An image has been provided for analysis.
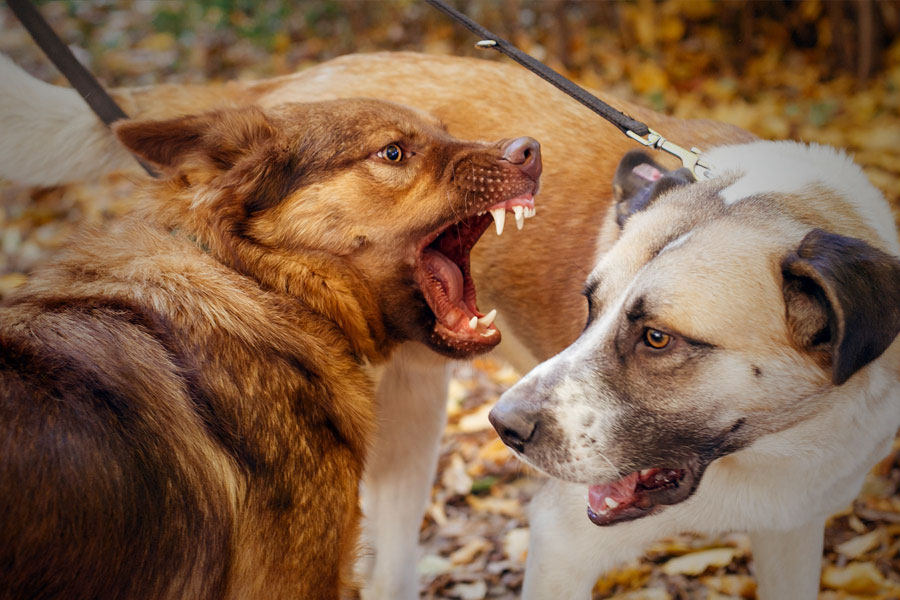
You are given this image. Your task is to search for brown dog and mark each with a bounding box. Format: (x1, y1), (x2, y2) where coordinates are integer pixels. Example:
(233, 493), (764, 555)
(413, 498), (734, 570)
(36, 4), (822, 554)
(0, 98), (539, 599)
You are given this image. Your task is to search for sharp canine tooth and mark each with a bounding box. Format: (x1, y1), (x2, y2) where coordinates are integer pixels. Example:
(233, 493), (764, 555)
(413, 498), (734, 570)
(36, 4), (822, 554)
(478, 309), (497, 328)
(490, 208), (506, 235)
(468, 316), (478, 330)
(604, 497), (619, 509)
(513, 205), (524, 230)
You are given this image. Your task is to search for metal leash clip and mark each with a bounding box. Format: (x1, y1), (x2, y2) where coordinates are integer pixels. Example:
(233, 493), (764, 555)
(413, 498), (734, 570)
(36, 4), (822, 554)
(626, 128), (716, 181)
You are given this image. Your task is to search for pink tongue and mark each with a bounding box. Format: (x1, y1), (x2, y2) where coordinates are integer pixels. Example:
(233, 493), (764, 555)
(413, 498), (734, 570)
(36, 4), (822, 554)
(588, 472), (640, 513)
(422, 249), (463, 304)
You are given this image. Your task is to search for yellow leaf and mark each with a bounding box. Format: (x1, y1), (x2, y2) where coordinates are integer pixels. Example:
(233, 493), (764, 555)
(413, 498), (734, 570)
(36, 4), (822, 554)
(835, 530), (884, 559)
(449, 538), (491, 565)
(137, 32), (176, 52)
(593, 563), (652, 595)
(699, 575), (756, 598)
(660, 548), (736, 576)
(476, 437), (513, 467)
(457, 403), (494, 433)
(821, 562), (900, 595)
(466, 495), (522, 518)
(441, 453), (473, 496)
(630, 62), (669, 95)
(608, 589), (671, 600)
(503, 527), (529, 562)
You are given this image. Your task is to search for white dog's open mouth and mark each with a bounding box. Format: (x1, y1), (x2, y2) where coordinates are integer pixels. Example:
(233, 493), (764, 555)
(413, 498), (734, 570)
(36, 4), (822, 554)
(586, 462), (700, 526)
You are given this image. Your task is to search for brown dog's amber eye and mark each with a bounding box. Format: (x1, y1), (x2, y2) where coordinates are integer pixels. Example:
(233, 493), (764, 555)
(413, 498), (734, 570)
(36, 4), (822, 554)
(381, 144), (404, 163)
(643, 328), (671, 349)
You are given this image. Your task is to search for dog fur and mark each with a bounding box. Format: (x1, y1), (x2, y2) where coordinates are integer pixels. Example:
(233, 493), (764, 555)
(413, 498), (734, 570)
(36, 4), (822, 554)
(492, 142), (900, 599)
(0, 96), (539, 599)
(4, 51), (891, 598)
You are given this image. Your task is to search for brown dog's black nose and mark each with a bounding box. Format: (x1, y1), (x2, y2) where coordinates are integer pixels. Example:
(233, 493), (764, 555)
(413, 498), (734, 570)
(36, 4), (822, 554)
(489, 398), (540, 454)
(501, 136), (542, 182)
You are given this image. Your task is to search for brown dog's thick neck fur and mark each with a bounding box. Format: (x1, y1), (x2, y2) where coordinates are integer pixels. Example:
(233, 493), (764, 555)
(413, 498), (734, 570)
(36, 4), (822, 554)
(0, 97), (539, 599)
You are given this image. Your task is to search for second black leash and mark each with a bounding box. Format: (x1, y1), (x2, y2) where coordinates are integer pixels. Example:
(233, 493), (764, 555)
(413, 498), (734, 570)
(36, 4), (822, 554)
(423, 0), (716, 181)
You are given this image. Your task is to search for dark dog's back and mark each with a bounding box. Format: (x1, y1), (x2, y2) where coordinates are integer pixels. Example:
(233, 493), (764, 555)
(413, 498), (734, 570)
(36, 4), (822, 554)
(0, 220), (371, 599)
(0, 286), (236, 599)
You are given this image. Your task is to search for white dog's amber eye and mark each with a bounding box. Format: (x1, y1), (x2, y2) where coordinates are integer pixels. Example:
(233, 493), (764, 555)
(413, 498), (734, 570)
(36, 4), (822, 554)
(380, 144), (404, 163)
(643, 328), (671, 349)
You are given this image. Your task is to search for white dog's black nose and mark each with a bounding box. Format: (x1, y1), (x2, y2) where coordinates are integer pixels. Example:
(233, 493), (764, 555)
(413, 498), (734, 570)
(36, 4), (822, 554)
(489, 398), (539, 454)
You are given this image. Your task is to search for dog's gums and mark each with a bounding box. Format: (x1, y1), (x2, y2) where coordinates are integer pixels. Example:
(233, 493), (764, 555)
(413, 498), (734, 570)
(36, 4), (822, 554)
(415, 193), (536, 354)
(586, 463), (700, 526)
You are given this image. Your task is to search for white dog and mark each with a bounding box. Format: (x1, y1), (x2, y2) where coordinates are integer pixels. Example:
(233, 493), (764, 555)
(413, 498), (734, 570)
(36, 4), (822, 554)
(491, 143), (900, 599)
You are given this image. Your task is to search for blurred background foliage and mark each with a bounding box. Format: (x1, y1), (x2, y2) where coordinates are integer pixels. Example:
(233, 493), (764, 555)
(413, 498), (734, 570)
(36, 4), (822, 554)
(2, 0), (898, 202)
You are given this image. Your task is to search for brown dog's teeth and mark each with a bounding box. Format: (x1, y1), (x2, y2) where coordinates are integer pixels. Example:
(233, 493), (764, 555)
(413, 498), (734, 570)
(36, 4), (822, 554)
(478, 309), (497, 328)
(490, 208), (506, 235)
(514, 206), (525, 230)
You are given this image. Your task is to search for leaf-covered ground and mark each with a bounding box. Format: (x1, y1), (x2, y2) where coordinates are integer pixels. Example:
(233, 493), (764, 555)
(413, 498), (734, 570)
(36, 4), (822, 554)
(2, 2), (900, 598)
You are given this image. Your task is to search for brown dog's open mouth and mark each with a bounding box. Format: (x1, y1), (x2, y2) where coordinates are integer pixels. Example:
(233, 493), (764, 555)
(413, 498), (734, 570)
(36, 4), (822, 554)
(586, 461), (702, 526)
(415, 194), (536, 355)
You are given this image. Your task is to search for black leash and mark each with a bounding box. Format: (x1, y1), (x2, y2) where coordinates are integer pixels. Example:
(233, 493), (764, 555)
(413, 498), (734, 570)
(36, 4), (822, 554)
(7, 0), (156, 177)
(423, 0), (715, 180)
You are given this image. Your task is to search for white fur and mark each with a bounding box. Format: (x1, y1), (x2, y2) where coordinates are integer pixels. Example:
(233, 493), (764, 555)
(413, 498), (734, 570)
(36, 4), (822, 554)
(0, 54), (135, 185)
(359, 343), (452, 600)
(710, 141), (899, 253)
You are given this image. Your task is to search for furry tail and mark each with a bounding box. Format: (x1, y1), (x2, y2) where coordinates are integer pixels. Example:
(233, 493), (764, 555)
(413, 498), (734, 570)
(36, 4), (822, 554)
(0, 54), (138, 185)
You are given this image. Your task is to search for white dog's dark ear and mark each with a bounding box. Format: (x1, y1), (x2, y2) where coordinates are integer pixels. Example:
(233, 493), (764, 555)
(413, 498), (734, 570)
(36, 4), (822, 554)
(781, 229), (900, 385)
(612, 151), (693, 227)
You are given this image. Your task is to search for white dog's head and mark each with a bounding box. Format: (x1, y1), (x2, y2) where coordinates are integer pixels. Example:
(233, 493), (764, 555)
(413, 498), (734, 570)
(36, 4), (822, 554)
(491, 142), (900, 526)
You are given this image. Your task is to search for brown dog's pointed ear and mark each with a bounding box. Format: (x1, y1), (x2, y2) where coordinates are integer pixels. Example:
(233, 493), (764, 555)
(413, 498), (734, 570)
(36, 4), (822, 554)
(781, 229), (900, 385)
(612, 150), (693, 227)
(113, 106), (277, 171)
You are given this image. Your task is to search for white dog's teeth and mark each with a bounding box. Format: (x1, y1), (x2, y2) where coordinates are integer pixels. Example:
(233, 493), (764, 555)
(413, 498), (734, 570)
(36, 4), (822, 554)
(604, 497), (619, 509)
(491, 208), (506, 235)
(478, 309), (497, 328)
(468, 316), (479, 330)
(640, 469), (653, 477)
(524, 207), (535, 218)
(514, 205), (525, 230)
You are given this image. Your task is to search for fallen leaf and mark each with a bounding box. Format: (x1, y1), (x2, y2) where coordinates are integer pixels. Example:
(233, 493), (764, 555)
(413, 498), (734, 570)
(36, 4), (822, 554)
(593, 563), (652, 595)
(457, 403), (494, 433)
(449, 538), (491, 565)
(821, 561), (900, 595)
(660, 547), (736, 576)
(418, 554), (452, 577)
(699, 574), (756, 598)
(835, 530), (884, 559)
(466, 495), (522, 518)
(608, 588), (671, 600)
(503, 528), (529, 563)
(446, 580), (487, 600)
(442, 454), (473, 496)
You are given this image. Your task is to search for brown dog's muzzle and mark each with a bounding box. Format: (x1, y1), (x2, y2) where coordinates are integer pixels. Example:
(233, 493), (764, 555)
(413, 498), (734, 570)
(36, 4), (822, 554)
(414, 136), (542, 357)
